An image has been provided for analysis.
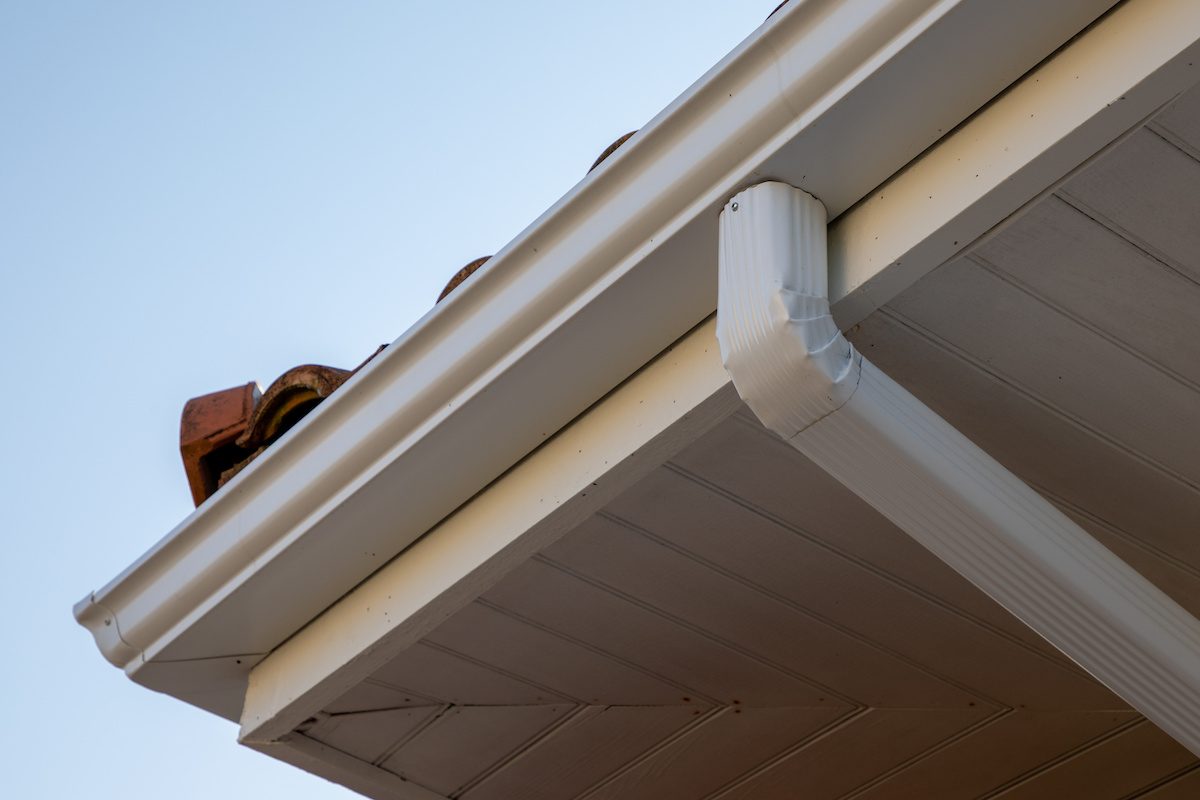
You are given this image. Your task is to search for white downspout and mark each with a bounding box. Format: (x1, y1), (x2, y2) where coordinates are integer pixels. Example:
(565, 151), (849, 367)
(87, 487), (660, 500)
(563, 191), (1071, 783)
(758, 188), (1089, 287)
(716, 181), (1200, 756)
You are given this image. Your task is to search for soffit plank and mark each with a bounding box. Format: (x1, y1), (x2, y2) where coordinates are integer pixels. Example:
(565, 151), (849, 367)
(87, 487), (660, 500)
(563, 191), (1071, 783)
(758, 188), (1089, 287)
(584, 707), (851, 800)
(609, 465), (1117, 709)
(368, 642), (568, 707)
(380, 704), (576, 797)
(1151, 83), (1200, 155)
(306, 706), (444, 766)
(974, 195), (1200, 390)
(246, 737), (449, 800)
(1134, 766), (1200, 799)
(886, 258), (1200, 487)
(716, 707), (993, 800)
(667, 419), (1065, 647)
(542, 514), (985, 709)
(324, 680), (434, 716)
(461, 705), (705, 800)
(849, 710), (1138, 800)
(481, 559), (834, 708)
(423, 602), (690, 706)
(849, 314), (1200, 574)
(992, 720), (1197, 800)
(1062, 129), (1200, 285)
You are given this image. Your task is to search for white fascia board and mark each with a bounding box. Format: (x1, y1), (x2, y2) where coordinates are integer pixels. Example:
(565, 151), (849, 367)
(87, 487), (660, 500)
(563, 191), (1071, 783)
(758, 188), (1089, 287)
(718, 181), (1200, 757)
(239, 0), (1200, 743)
(75, 0), (1118, 717)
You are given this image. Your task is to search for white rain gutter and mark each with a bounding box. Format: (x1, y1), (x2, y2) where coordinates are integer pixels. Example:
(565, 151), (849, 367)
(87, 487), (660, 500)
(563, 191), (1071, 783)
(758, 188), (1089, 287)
(76, 0), (1119, 720)
(717, 180), (1200, 757)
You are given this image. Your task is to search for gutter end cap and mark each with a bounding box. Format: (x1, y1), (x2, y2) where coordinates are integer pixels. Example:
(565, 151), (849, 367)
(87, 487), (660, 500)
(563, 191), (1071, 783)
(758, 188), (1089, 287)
(74, 593), (141, 670)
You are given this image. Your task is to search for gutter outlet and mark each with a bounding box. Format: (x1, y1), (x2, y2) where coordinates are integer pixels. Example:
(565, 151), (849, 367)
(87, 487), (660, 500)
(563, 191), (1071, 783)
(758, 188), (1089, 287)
(717, 181), (1200, 757)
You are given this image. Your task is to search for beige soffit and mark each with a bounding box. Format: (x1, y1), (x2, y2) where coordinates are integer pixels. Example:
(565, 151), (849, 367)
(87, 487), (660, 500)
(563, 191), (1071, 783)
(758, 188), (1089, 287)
(239, 0), (1200, 749)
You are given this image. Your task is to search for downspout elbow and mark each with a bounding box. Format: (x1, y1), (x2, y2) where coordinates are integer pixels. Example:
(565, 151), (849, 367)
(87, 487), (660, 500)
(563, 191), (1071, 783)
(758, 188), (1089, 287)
(715, 182), (861, 439)
(715, 180), (1200, 758)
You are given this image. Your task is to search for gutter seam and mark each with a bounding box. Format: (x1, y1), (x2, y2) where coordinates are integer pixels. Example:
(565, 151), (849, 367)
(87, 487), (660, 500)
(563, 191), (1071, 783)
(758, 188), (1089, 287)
(784, 363), (862, 441)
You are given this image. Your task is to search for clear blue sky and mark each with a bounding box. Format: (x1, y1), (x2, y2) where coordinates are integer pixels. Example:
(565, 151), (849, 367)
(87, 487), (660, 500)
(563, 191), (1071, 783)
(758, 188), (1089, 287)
(0, 2), (771, 797)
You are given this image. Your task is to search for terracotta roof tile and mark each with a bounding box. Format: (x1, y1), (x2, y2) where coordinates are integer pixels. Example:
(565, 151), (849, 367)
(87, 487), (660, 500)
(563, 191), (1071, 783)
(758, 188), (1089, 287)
(180, 347), (386, 506)
(180, 382), (260, 507)
(237, 364), (352, 449)
(436, 256), (492, 303)
(588, 130), (637, 173)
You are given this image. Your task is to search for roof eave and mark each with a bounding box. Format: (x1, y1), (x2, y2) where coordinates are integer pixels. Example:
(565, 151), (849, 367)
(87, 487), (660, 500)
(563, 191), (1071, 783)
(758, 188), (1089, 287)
(76, 0), (1122, 718)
